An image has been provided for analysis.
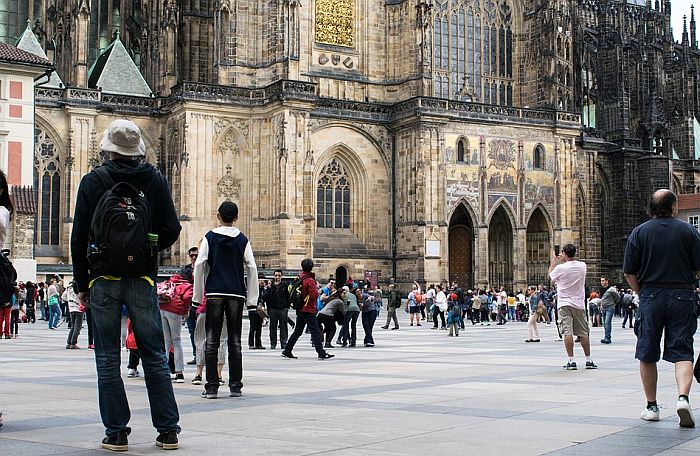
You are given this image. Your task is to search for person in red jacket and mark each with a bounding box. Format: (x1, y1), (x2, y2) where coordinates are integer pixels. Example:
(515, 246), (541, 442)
(281, 259), (334, 360)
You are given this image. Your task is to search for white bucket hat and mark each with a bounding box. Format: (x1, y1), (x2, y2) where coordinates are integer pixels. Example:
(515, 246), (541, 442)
(100, 119), (146, 157)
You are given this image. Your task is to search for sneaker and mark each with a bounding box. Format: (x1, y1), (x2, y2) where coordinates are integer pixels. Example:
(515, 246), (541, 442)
(416, 323), (422, 326)
(585, 361), (598, 369)
(677, 397), (696, 428)
(364, 343), (375, 347)
(563, 361), (578, 370)
(201, 389), (218, 399)
(66, 344), (73, 349)
(229, 386), (242, 397)
(155, 430), (179, 450)
(381, 326), (389, 329)
(324, 343), (335, 348)
(102, 432), (129, 452)
(219, 378), (225, 386)
(281, 351), (297, 359)
(318, 353), (335, 360)
(186, 359), (196, 365)
(174, 373), (185, 383)
(335, 339), (342, 345)
(191, 375), (202, 385)
(392, 326), (399, 330)
(88, 344), (95, 349)
(127, 368), (139, 378)
(600, 338), (611, 344)
(641, 405), (660, 421)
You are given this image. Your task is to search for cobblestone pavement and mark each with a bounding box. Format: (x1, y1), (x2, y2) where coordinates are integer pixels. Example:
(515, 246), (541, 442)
(1, 315), (699, 455)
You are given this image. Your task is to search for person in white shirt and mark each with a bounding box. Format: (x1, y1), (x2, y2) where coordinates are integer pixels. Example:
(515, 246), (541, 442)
(549, 244), (597, 371)
(432, 284), (447, 330)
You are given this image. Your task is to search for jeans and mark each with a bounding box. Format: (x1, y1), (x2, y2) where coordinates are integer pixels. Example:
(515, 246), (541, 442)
(317, 313), (337, 345)
(268, 308), (289, 348)
(602, 306), (614, 341)
(204, 297), (243, 390)
(339, 310), (359, 344)
(67, 311), (84, 345)
(26, 304), (35, 323)
(285, 311), (326, 356)
(432, 307), (446, 328)
(49, 302), (62, 329)
(248, 310), (264, 348)
(86, 308), (94, 345)
(384, 306), (399, 328)
(10, 308), (19, 335)
(160, 309), (184, 372)
(508, 307), (516, 320)
(362, 309), (378, 345)
(90, 277), (180, 436)
(186, 307), (197, 359)
(40, 301), (47, 320)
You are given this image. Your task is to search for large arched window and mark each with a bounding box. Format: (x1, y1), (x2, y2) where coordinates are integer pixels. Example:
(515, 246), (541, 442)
(533, 145), (545, 170)
(317, 159), (350, 229)
(433, 0), (513, 103)
(34, 127), (62, 246)
(457, 138), (468, 162)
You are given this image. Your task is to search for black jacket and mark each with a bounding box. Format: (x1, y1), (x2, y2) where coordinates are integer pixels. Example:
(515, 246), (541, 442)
(70, 159), (181, 293)
(265, 281), (290, 310)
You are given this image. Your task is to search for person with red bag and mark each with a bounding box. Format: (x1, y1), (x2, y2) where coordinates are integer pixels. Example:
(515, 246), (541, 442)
(158, 274), (193, 383)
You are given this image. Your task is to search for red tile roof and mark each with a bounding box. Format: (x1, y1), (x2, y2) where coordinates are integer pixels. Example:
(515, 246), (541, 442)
(0, 42), (51, 67)
(10, 186), (36, 215)
(678, 193), (700, 211)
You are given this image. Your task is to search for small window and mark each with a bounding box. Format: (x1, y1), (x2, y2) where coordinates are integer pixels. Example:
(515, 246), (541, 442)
(533, 145), (545, 170)
(457, 139), (466, 162)
(689, 216), (700, 232)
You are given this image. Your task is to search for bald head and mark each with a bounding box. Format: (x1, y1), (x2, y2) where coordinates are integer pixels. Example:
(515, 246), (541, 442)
(649, 189), (677, 218)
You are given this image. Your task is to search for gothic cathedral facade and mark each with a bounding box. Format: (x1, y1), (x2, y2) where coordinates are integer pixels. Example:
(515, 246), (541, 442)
(2, 0), (699, 290)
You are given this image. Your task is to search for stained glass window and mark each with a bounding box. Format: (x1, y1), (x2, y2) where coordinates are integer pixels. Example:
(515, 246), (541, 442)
(317, 159), (351, 229)
(35, 127), (61, 246)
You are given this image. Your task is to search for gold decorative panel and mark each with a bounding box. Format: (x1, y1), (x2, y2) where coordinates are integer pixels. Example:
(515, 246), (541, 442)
(315, 0), (354, 48)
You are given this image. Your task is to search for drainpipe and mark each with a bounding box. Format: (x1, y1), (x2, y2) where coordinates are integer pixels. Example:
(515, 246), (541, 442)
(391, 130), (397, 281)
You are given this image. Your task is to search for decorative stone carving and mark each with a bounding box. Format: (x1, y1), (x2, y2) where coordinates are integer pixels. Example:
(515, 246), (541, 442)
(315, 0), (354, 47)
(217, 129), (242, 157)
(217, 165), (242, 201)
(332, 54), (340, 65)
(214, 116), (249, 137)
(487, 139), (516, 170)
(342, 57), (353, 68)
(318, 53), (329, 64)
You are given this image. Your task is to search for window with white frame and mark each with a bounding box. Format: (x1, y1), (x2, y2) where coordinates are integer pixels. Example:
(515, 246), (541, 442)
(689, 215), (700, 232)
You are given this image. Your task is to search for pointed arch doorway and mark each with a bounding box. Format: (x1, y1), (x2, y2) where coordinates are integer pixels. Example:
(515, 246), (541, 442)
(488, 205), (513, 290)
(526, 208), (551, 287)
(448, 204), (474, 289)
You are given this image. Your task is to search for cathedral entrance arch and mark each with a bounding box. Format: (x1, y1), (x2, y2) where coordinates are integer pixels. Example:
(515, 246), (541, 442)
(448, 203), (475, 289)
(488, 205), (514, 290)
(526, 207), (552, 287)
(335, 266), (348, 289)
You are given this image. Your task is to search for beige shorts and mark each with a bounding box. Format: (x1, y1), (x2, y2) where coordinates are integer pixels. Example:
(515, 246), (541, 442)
(558, 306), (589, 337)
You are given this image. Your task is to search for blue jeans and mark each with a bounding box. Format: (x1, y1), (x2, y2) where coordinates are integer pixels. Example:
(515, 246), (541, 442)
(90, 278), (180, 437)
(602, 306), (615, 341)
(49, 302), (62, 329)
(362, 309), (378, 345)
(508, 307), (516, 320)
(339, 310), (359, 344)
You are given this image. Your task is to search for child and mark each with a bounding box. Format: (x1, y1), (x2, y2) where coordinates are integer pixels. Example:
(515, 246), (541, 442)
(447, 302), (463, 336)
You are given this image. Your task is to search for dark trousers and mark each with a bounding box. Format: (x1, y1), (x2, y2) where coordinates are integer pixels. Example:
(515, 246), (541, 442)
(26, 303), (36, 323)
(384, 306), (399, 328)
(480, 308), (489, 323)
(317, 313), (337, 345)
(67, 311), (84, 346)
(248, 310), (264, 348)
(471, 308), (480, 324)
(186, 307), (197, 359)
(128, 350), (140, 369)
(268, 308), (289, 348)
(86, 308), (94, 345)
(433, 307), (446, 328)
(339, 310), (359, 344)
(362, 309), (378, 345)
(284, 311), (326, 356)
(10, 308), (19, 335)
(205, 297), (243, 390)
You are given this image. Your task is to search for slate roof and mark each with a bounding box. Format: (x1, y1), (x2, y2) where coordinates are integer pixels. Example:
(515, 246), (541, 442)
(16, 25), (63, 88)
(0, 42), (50, 67)
(88, 33), (152, 97)
(10, 186), (36, 215)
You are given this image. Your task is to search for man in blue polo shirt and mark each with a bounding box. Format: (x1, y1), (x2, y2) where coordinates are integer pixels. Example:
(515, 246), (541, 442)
(624, 189), (700, 428)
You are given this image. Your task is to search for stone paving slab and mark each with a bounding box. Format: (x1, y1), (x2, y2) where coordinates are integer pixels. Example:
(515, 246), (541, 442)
(1, 315), (700, 455)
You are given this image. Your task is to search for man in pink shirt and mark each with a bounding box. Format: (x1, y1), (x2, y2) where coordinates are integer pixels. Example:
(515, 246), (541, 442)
(549, 244), (597, 371)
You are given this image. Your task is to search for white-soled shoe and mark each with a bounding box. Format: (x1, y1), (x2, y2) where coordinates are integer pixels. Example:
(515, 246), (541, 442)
(127, 368), (139, 378)
(640, 405), (660, 422)
(677, 397), (695, 428)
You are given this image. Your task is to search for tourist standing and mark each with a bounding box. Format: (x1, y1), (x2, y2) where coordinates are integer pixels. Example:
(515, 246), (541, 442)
(47, 278), (61, 330)
(408, 283), (422, 326)
(361, 286), (379, 347)
(181, 246), (198, 365)
(71, 119), (182, 450)
(193, 201), (259, 399)
(381, 284), (401, 330)
(598, 277), (619, 344)
(549, 244), (597, 371)
(623, 189), (700, 427)
(433, 284), (447, 329)
(318, 289), (346, 348)
(247, 274), (267, 349)
(63, 281), (84, 348)
(266, 269), (290, 350)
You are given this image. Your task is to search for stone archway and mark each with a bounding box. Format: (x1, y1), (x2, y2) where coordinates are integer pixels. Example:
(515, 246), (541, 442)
(448, 203), (474, 289)
(526, 207), (551, 287)
(488, 206), (513, 290)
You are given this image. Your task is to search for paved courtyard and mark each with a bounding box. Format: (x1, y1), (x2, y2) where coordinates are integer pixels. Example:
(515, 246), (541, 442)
(1, 314), (700, 455)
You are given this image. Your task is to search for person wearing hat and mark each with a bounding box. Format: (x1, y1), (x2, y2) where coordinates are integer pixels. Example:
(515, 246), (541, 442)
(71, 119), (182, 451)
(192, 201), (259, 399)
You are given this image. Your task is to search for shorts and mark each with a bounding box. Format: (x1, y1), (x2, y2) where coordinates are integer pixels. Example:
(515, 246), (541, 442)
(558, 306), (589, 337)
(409, 306), (421, 314)
(635, 287), (697, 363)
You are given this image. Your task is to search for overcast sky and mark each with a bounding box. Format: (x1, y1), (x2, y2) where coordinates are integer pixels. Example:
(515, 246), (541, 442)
(671, 1), (694, 42)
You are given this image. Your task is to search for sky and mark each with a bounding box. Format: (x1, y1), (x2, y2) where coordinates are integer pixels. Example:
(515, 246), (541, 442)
(671, 0), (694, 42)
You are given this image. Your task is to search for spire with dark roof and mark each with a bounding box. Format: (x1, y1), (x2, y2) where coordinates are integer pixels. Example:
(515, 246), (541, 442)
(16, 22), (63, 88)
(87, 32), (152, 97)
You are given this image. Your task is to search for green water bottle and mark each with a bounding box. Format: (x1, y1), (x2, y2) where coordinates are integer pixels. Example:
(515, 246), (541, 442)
(147, 232), (158, 257)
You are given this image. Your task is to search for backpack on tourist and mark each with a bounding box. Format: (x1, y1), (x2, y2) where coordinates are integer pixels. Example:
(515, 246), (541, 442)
(414, 290), (423, 304)
(288, 276), (304, 311)
(87, 167), (156, 277)
(0, 251), (17, 305)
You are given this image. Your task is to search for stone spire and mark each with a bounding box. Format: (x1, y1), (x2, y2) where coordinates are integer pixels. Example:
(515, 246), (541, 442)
(682, 15), (689, 46)
(691, 5), (697, 48)
(16, 22), (63, 88)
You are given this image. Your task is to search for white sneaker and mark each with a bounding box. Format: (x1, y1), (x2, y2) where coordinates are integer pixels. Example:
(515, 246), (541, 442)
(640, 405), (660, 421)
(127, 368), (139, 378)
(677, 397), (696, 428)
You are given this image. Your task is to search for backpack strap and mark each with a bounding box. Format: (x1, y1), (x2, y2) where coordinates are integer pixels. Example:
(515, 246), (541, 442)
(94, 166), (115, 191)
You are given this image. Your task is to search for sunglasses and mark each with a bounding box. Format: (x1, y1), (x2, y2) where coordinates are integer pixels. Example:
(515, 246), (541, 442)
(189, 254), (198, 258)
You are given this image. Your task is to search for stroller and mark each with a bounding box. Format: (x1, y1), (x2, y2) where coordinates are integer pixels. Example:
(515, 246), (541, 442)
(517, 302), (529, 322)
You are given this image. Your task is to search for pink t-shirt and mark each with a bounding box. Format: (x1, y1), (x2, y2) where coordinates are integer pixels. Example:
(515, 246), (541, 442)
(549, 260), (587, 310)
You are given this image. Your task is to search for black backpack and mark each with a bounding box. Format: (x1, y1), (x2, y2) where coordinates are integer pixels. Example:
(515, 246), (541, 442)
(87, 167), (155, 277)
(0, 251), (17, 305)
(288, 276), (304, 311)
